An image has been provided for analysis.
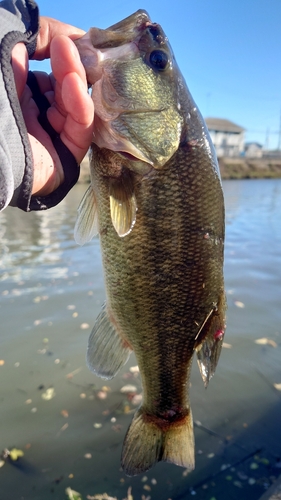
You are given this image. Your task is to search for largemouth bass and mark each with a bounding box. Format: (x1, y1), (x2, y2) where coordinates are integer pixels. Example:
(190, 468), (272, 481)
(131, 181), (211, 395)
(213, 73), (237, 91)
(75, 10), (226, 476)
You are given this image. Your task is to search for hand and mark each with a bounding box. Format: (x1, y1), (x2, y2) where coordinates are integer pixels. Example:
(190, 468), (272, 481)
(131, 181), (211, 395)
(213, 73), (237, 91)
(11, 17), (94, 196)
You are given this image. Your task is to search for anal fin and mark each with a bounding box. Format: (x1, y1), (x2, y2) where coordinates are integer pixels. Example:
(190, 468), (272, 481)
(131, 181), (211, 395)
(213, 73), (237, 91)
(195, 291), (226, 387)
(87, 303), (131, 379)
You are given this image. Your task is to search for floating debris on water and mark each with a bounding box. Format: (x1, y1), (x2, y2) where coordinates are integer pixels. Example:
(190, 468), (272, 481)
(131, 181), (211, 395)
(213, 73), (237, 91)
(93, 423), (102, 429)
(233, 480), (243, 488)
(101, 386), (111, 392)
(80, 323), (90, 329)
(0, 360), (5, 366)
(66, 487), (82, 500)
(255, 338), (278, 347)
(222, 342), (232, 349)
(120, 385), (137, 393)
(131, 394), (142, 405)
(96, 391), (107, 400)
(41, 388), (55, 400)
(66, 367), (83, 379)
(237, 471), (248, 480)
(129, 366), (139, 374)
(86, 493), (118, 500)
(234, 301), (245, 308)
(248, 478), (256, 485)
(37, 348), (47, 354)
(221, 464), (230, 471)
(80, 393), (87, 399)
(61, 410), (69, 418)
(7, 448), (24, 461)
(250, 462), (259, 470)
(84, 453), (92, 459)
(57, 423), (69, 436)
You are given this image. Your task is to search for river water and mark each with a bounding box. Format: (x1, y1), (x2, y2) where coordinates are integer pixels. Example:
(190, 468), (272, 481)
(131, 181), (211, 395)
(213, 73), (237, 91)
(0, 179), (281, 500)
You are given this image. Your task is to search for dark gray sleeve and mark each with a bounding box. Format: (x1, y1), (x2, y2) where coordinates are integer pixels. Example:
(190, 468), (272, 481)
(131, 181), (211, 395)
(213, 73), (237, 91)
(0, 0), (80, 212)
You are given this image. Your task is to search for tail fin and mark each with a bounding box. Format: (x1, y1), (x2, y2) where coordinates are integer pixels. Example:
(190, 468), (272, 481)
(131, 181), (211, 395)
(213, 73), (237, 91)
(121, 408), (195, 476)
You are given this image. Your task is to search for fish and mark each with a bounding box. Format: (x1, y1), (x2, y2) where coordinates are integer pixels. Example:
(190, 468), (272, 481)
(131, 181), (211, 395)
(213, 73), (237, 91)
(74, 10), (226, 476)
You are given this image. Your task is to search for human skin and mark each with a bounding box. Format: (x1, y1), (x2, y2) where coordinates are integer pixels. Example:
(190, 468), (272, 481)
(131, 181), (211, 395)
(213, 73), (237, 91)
(11, 17), (95, 196)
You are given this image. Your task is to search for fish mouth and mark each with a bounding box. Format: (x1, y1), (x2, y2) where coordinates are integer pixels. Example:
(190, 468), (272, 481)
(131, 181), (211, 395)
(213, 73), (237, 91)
(106, 9), (151, 35)
(75, 10), (181, 170)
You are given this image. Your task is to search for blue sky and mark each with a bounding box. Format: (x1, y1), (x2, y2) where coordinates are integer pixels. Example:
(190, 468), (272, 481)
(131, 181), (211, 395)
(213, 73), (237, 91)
(31, 0), (281, 149)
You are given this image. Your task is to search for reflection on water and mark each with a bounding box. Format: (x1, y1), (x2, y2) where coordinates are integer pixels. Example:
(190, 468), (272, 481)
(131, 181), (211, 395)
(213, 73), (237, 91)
(0, 179), (281, 500)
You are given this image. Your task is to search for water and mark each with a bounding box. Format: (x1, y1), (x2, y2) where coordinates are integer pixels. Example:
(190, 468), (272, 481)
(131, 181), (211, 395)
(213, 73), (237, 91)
(0, 179), (281, 500)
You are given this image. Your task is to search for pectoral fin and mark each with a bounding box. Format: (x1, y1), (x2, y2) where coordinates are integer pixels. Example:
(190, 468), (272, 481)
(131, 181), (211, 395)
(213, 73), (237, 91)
(87, 303), (132, 379)
(74, 185), (99, 245)
(109, 170), (137, 237)
(195, 292), (226, 387)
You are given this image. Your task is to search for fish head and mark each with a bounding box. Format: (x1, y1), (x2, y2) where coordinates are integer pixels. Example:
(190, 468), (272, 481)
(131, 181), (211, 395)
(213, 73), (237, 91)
(75, 10), (184, 170)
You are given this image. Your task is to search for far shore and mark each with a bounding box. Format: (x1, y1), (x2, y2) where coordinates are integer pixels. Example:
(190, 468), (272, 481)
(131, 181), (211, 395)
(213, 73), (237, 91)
(78, 156), (281, 183)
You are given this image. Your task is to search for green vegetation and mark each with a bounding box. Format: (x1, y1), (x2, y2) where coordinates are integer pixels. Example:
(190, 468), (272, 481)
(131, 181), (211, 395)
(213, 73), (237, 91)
(219, 158), (281, 179)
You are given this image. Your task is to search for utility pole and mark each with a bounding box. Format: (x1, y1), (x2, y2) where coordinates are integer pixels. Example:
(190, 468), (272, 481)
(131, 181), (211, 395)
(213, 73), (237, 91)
(265, 128), (270, 150)
(206, 92), (211, 117)
(278, 107), (281, 150)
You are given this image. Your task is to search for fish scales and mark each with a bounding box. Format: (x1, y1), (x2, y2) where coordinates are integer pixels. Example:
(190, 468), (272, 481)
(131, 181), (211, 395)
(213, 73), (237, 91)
(91, 142), (224, 407)
(75, 9), (226, 476)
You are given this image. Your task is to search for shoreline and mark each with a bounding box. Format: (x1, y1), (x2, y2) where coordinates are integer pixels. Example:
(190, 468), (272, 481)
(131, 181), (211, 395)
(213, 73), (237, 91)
(79, 156), (281, 182)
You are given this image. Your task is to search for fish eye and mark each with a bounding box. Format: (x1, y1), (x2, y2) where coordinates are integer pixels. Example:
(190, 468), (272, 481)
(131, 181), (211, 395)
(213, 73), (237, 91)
(149, 50), (169, 71)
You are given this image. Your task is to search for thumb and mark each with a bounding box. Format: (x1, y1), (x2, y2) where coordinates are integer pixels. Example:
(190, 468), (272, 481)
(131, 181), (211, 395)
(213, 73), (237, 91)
(32, 17), (85, 60)
(11, 43), (28, 98)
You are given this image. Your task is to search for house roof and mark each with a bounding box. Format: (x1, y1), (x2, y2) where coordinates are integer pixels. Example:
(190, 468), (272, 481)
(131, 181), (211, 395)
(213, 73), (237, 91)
(205, 118), (245, 133)
(245, 142), (263, 148)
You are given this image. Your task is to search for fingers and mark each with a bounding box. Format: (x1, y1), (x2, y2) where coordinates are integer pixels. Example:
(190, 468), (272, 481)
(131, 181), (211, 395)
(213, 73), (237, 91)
(48, 35), (94, 164)
(60, 71), (95, 155)
(33, 17), (85, 60)
(50, 34), (87, 88)
(11, 43), (28, 97)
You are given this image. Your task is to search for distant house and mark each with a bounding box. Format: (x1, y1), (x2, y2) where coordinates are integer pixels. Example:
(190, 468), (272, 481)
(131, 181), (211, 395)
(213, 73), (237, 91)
(205, 118), (245, 158)
(245, 142), (263, 158)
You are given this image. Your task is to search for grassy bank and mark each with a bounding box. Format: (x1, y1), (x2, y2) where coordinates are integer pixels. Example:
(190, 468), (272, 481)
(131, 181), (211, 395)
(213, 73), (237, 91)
(78, 156), (281, 183)
(219, 157), (281, 179)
